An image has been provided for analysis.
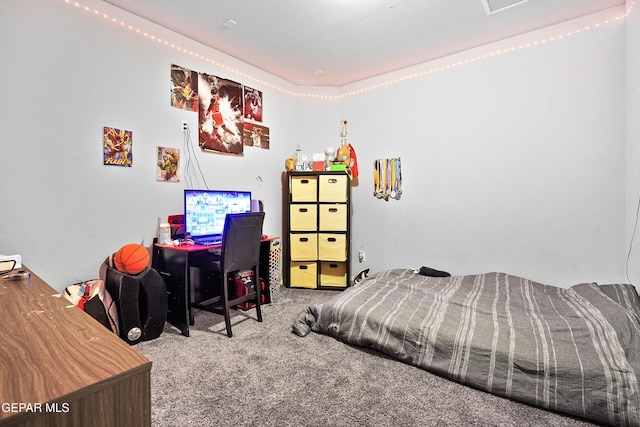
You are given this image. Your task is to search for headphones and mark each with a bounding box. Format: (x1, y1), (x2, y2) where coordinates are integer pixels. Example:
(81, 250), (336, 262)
(172, 239), (194, 247)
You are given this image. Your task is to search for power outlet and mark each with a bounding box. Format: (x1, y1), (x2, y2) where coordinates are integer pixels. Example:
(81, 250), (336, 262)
(358, 250), (365, 263)
(181, 120), (188, 131)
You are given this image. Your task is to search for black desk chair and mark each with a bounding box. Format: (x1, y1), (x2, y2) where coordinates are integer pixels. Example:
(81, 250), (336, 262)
(192, 212), (265, 337)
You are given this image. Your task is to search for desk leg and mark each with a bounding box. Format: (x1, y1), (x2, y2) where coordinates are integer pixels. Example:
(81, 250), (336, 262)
(186, 253), (195, 327)
(152, 246), (190, 337)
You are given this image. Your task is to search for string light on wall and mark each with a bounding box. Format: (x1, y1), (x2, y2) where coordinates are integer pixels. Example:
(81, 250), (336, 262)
(64, 0), (635, 100)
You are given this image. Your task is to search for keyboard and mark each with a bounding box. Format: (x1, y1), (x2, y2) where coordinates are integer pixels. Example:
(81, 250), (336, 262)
(193, 237), (222, 246)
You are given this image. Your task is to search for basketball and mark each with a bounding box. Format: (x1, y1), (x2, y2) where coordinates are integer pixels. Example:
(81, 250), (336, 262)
(114, 243), (150, 275)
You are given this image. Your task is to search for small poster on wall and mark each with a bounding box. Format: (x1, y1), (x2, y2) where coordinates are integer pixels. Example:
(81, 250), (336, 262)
(243, 86), (263, 123)
(156, 147), (180, 182)
(170, 64), (198, 112)
(242, 122), (270, 149)
(103, 126), (133, 167)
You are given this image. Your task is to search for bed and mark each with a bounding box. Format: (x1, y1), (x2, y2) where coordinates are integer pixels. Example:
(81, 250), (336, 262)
(292, 269), (640, 426)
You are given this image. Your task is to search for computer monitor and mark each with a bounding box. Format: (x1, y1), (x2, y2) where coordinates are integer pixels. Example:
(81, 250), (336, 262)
(184, 189), (252, 244)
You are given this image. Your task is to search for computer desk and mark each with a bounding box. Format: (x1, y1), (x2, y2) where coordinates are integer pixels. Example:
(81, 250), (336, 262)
(151, 236), (279, 337)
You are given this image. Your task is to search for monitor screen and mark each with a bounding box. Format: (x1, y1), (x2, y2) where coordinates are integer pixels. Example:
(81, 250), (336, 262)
(184, 190), (252, 239)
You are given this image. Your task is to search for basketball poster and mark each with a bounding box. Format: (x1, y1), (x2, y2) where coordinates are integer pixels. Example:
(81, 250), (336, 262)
(197, 74), (244, 155)
(242, 122), (270, 150)
(166, 64), (270, 156)
(156, 147), (180, 182)
(243, 86), (262, 122)
(103, 127), (133, 167)
(170, 64), (198, 112)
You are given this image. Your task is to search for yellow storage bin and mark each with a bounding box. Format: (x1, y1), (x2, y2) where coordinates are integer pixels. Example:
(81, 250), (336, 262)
(290, 262), (317, 288)
(319, 174), (348, 202)
(318, 233), (347, 261)
(319, 204), (347, 231)
(290, 204), (317, 231)
(290, 175), (318, 202)
(319, 262), (348, 287)
(289, 233), (318, 261)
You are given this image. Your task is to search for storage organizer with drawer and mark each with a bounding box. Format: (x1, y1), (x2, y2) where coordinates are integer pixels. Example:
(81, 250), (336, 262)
(284, 171), (351, 289)
(290, 261), (317, 288)
(289, 233), (318, 260)
(319, 174), (348, 202)
(319, 261), (348, 287)
(290, 204), (318, 231)
(291, 175), (318, 202)
(319, 204), (347, 231)
(318, 233), (347, 261)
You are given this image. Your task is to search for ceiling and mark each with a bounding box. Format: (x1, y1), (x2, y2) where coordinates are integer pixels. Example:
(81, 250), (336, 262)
(103, 0), (626, 87)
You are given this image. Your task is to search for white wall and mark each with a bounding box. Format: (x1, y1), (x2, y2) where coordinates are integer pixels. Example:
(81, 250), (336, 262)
(0, 0), (630, 290)
(340, 10), (627, 286)
(0, 0), (298, 290)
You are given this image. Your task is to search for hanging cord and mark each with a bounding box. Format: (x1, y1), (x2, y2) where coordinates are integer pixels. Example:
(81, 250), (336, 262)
(182, 124), (209, 190)
(182, 124), (194, 188)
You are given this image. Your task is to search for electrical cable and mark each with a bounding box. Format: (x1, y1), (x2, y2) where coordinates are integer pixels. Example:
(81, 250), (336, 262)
(181, 124), (209, 190)
(187, 126), (209, 190)
(182, 127), (192, 189)
(625, 189), (640, 285)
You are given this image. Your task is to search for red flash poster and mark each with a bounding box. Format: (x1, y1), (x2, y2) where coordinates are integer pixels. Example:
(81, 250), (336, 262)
(103, 127), (132, 167)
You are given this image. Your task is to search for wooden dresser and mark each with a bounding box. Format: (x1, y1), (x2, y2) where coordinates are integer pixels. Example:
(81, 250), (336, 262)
(0, 267), (151, 427)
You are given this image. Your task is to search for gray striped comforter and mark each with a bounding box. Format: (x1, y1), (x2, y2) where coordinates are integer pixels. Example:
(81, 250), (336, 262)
(293, 269), (640, 426)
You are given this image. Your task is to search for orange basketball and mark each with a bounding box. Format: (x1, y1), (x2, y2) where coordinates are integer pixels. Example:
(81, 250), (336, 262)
(114, 244), (150, 275)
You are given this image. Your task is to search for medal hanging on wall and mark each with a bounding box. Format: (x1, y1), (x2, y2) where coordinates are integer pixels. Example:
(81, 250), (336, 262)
(373, 157), (402, 200)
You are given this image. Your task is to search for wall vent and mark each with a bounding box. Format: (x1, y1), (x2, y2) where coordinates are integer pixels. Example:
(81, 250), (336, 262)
(482, 0), (528, 15)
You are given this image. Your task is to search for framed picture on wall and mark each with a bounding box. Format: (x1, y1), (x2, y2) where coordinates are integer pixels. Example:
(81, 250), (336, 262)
(156, 147), (180, 182)
(242, 122), (270, 149)
(170, 64), (198, 112)
(103, 126), (132, 167)
(243, 86), (262, 123)
(197, 74), (244, 155)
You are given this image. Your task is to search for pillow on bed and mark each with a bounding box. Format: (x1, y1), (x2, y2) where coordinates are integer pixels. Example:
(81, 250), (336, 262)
(418, 266), (451, 277)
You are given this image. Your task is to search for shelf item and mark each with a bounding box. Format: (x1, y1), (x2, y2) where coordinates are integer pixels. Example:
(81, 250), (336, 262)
(284, 171), (351, 289)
